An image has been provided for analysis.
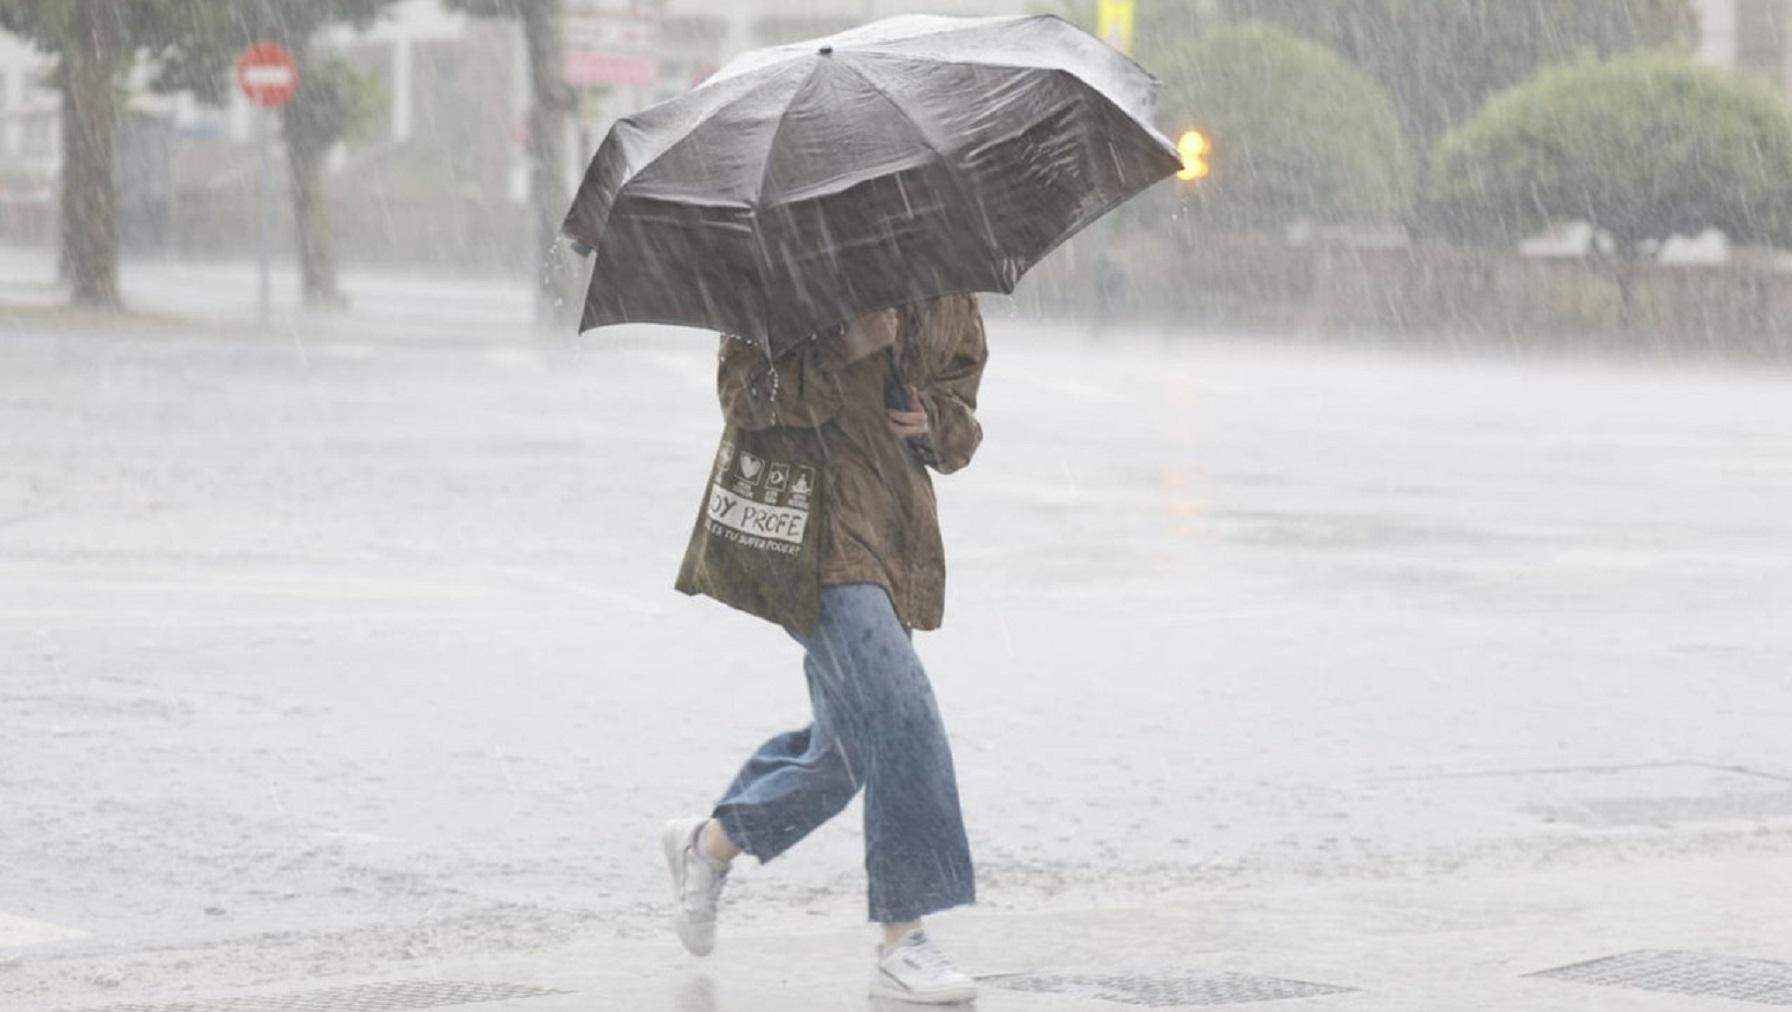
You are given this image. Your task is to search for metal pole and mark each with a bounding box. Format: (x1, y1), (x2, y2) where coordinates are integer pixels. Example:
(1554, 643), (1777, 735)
(256, 105), (271, 324)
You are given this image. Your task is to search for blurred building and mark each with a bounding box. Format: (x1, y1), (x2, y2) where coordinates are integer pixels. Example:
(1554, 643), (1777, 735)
(0, 0), (1038, 270)
(0, 30), (59, 244)
(566, 0), (1032, 151)
(1693, 0), (1792, 95)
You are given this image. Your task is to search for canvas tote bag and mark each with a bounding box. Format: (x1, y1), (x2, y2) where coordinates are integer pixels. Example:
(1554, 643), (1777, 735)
(675, 424), (828, 632)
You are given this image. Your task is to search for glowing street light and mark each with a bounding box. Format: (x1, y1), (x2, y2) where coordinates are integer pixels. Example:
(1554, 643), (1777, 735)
(1177, 130), (1211, 182)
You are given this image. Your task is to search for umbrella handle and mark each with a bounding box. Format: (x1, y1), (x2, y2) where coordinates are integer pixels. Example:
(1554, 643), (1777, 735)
(883, 346), (914, 412)
(882, 347), (932, 461)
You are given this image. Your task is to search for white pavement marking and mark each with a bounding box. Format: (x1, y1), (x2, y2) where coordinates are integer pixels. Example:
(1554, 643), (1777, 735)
(0, 912), (89, 947)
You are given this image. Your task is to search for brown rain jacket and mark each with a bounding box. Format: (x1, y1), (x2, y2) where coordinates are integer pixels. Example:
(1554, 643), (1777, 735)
(698, 295), (988, 631)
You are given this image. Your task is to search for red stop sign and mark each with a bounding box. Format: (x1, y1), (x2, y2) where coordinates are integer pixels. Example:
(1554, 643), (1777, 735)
(236, 43), (299, 108)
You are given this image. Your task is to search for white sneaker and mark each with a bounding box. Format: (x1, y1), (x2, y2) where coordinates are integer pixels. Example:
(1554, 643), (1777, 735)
(662, 817), (729, 956)
(870, 928), (979, 1005)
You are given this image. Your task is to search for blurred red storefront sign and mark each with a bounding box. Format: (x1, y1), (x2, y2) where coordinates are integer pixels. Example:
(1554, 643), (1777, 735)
(564, 51), (660, 87)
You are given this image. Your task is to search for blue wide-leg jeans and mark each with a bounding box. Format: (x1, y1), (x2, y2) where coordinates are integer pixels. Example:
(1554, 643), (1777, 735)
(711, 583), (976, 923)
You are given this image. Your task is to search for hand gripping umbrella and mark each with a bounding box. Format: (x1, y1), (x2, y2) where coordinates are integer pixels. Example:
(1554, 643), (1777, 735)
(562, 14), (1182, 359)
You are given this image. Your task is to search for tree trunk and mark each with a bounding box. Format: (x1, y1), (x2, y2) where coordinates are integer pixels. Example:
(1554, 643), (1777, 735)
(519, 0), (581, 326)
(62, 0), (125, 308)
(57, 83), (74, 285)
(281, 36), (347, 309)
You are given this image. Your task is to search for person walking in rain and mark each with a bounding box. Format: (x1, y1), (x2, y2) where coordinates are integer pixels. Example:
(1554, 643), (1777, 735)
(662, 295), (989, 1004)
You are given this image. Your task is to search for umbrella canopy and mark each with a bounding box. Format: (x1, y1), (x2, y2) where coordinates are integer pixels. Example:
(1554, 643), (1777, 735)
(562, 14), (1182, 357)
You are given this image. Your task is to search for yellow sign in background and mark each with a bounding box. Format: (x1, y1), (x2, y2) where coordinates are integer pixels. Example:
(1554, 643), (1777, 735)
(1098, 0), (1135, 56)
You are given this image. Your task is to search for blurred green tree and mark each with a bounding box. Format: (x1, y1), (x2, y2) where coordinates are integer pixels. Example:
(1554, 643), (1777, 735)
(1155, 23), (1410, 232)
(1428, 53), (1792, 322)
(1223, 0), (1696, 151)
(149, 1), (399, 310)
(442, 0), (581, 326)
(1040, 1), (1695, 150)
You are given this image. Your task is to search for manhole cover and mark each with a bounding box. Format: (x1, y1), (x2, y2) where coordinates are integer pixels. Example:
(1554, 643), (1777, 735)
(986, 971), (1354, 1007)
(1528, 950), (1792, 1004)
(1381, 762), (1792, 830)
(1533, 790), (1792, 828)
(78, 979), (570, 1012)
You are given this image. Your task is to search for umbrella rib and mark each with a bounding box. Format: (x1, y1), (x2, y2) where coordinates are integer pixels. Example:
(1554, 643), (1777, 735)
(849, 50), (1166, 135)
(751, 60), (833, 206)
(713, 15), (1028, 86)
(613, 65), (804, 216)
(846, 55), (1179, 293)
(833, 57), (1008, 278)
(824, 16), (1029, 57)
(583, 68), (803, 335)
(850, 16), (1164, 95)
(743, 60), (840, 318)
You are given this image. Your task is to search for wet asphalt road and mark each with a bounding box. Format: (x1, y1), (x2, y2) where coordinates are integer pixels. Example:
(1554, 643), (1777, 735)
(3, 263), (1792, 1007)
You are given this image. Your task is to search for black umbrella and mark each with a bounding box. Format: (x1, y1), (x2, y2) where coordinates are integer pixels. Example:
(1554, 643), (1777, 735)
(562, 14), (1181, 358)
